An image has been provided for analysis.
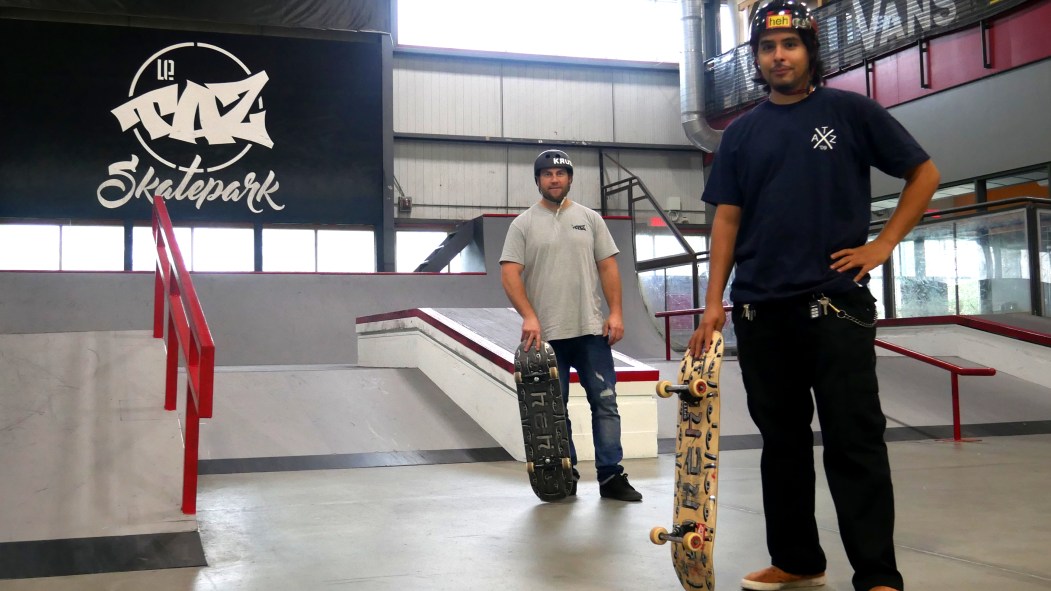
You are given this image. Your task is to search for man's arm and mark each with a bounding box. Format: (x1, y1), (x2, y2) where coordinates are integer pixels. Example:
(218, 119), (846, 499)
(831, 159), (941, 281)
(688, 203), (741, 357)
(501, 261), (542, 350)
(597, 255), (624, 346)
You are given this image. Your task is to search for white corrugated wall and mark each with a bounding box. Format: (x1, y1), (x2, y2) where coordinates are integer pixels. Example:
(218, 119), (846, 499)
(393, 53), (704, 223)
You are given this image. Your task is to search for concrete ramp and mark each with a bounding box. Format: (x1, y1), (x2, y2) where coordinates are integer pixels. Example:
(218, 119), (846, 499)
(0, 331), (203, 579)
(356, 307), (659, 462)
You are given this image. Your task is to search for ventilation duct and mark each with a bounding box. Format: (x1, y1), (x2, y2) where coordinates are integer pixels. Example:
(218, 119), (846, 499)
(681, 0), (723, 153)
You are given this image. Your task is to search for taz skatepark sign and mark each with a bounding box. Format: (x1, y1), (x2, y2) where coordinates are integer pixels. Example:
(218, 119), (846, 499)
(0, 19), (386, 225)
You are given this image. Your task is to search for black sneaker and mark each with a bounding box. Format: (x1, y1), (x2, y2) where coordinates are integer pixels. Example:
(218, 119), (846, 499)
(599, 473), (642, 502)
(568, 468), (580, 496)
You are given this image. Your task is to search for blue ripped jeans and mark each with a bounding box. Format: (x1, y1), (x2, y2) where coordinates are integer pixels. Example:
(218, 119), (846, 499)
(548, 334), (625, 482)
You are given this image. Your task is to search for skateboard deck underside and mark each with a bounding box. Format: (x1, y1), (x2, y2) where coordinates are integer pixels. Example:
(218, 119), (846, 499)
(515, 343), (574, 502)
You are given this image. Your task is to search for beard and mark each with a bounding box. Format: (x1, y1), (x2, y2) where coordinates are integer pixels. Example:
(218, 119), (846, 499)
(765, 66), (811, 95)
(540, 184), (571, 204)
(771, 78), (809, 94)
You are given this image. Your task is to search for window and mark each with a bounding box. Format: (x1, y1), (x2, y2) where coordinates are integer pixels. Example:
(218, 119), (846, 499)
(396, 230), (450, 272)
(2, 223), (379, 272)
(0, 224), (125, 271)
(192, 228), (254, 272)
(319, 229), (376, 273)
(260, 228), (378, 273)
(986, 168), (1049, 201)
(132, 226), (192, 271)
(397, 0), (691, 63)
(0, 224), (60, 270)
(61, 225), (125, 271)
(263, 228), (316, 272)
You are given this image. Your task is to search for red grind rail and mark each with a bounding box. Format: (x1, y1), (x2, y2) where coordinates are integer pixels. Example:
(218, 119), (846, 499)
(656, 307), (1005, 442)
(152, 198), (215, 515)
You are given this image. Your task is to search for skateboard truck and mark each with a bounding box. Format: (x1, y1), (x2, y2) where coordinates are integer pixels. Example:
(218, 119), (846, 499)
(655, 378), (707, 399)
(649, 520), (710, 551)
(515, 366), (559, 384)
(526, 456), (572, 473)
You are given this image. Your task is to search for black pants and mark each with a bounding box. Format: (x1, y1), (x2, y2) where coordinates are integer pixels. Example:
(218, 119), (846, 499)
(734, 287), (903, 591)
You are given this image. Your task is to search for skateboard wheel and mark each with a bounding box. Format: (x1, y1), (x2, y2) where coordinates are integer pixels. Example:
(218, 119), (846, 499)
(688, 378), (706, 398)
(655, 380), (673, 398)
(514, 371), (523, 384)
(682, 531), (704, 551)
(549, 366), (558, 380)
(649, 527), (668, 545)
(526, 462), (535, 474)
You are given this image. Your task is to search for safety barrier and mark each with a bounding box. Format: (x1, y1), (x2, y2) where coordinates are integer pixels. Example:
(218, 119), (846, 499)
(152, 198), (215, 514)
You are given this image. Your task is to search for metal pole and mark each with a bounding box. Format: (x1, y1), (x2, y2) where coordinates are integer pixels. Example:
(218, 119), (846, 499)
(951, 373), (962, 442)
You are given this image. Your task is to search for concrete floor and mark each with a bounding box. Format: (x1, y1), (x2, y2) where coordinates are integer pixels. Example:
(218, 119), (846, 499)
(2, 331), (1051, 590)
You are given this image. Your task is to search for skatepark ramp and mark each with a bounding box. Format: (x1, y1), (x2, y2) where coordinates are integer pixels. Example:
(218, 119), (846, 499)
(356, 307), (660, 462)
(0, 330), (205, 580)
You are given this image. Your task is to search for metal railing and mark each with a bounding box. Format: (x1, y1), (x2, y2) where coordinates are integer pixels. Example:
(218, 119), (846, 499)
(152, 197), (216, 515)
(655, 307), (1003, 442)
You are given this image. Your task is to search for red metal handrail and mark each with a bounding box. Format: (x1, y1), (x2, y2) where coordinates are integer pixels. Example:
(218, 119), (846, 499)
(655, 306), (731, 361)
(879, 315), (1051, 348)
(657, 307), (999, 442)
(872, 339), (994, 441)
(152, 197), (215, 515)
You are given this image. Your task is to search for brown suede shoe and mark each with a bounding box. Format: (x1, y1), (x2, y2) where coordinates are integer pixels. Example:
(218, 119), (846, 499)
(741, 566), (827, 590)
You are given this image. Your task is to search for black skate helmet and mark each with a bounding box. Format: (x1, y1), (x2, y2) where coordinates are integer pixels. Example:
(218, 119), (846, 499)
(749, 0), (824, 90)
(749, 0), (818, 47)
(533, 149), (574, 184)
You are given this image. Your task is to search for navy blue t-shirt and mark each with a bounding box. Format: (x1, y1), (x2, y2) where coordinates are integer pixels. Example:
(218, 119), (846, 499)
(702, 87), (930, 303)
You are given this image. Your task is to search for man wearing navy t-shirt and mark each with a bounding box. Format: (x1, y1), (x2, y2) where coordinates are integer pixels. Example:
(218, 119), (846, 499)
(687, 1), (940, 590)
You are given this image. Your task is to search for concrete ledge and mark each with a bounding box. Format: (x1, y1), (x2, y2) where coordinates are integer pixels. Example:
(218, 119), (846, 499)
(356, 308), (659, 462)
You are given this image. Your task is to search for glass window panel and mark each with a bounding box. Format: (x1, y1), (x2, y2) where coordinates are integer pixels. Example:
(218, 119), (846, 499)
(1039, 209), (1051, 317)
(634, 210), (690, 264)
(192, 227), (254, 272)
(893, 210), (1031, 317)
(957, 211), (1030, 314)
(0, 224), (60, 270)
(132, 226), (193, 271)
(318, 229), (375, 273)
(396, 230), (449, 272)
(263, 228), (316, 272)
(638, 261), (737, 352)
(684, 235), (707, 255)
(892, 224), (955, 317)
(397, 0), (683, 63)
(60, 225), (124, 271)
(929, 182), (975, 211)
(986, 168), (1049, 202)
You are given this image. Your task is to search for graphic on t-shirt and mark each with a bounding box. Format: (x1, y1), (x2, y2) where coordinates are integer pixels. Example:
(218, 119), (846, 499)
(812, 126), (837, 150)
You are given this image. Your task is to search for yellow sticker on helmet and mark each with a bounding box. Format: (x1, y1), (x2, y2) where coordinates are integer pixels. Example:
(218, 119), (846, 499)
(766, 13), (792, 29)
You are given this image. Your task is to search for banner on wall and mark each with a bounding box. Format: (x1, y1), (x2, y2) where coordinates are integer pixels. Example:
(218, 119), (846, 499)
(707, 0), (1032, 116)
(0, 19), (385, 225)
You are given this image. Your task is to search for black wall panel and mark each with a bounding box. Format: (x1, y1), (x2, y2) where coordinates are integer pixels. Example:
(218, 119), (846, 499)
(0, 19), (386, 225)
